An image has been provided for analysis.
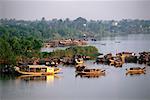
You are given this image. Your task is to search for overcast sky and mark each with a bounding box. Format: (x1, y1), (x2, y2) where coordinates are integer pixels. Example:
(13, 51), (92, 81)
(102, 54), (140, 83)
(0, 0), (150, 20)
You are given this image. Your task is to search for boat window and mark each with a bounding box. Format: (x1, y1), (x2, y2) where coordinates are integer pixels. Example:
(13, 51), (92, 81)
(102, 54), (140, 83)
(84, 69), (90, 72)
(30, 68), (35, 72)
(36, 68), (41, 72)
(130, 68), (133, 70)
(96, 69), (100, 71)
(41, 68), (46, 72)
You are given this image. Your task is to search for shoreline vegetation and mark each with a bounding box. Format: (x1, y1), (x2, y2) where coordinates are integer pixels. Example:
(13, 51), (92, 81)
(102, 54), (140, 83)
(0, 17), (150, 74)
(42, 46), (99, 60)
(0, 45), (100, 74)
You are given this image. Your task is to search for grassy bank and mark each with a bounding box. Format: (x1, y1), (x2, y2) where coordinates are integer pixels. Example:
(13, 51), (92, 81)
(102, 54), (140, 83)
(42, 46), (99, 60)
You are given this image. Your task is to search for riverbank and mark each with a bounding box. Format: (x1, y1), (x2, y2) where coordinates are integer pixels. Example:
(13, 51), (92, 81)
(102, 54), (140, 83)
(1, 51), (150, 75)
(0, 46), (99, 74)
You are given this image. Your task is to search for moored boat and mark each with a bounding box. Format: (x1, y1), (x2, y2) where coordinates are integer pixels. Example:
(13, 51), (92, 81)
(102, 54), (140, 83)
(126, 67), (146, 75)
(75, 58), (84, 65)
(15, 65), (61, 75)
(76, 68), (105, 76)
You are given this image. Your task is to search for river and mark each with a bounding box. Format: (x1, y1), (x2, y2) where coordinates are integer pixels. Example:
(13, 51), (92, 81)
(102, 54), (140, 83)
(1, 34), (150, 100)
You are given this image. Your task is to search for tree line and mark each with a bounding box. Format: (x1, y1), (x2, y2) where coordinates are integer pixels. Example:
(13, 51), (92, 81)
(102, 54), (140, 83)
(1, 17), (150, 40)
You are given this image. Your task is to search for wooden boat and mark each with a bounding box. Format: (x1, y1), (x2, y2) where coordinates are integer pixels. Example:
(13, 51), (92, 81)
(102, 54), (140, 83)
(114, 60), (123, 67)
(109, 57), (123, 67)
(126, 67), (146, 75)
(76, 68), (105, 76)
(96, 55), (105, 64)
(15, 65), (61, 75)
(75, 65), (86, 72)
(76, 72), (105, 78)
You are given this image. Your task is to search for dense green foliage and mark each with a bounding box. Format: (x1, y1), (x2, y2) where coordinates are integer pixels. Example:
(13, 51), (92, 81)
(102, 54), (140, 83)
(0, 17), (150, 65)
(42, 46), (99, 59)
(0, 31), (43, 64)
(0, 18), (150, 40)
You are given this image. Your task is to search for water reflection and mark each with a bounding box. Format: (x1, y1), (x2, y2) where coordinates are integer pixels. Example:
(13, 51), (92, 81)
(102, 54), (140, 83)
(16, 75), (60, 83)
(75, 73), (105, 78)
(126, 72), (146, 76)
(1, 34), (150, 100)
(0, 74), (16, 80)
(125, 70), (146, 76)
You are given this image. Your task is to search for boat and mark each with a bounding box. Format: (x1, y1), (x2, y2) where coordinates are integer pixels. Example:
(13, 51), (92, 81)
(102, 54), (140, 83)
(75, 65), (86, 72)
(109, 56), (123, 67)
(96, 55), (105, 64)
(15, 65), (61, 75)
(75, 58), (84, 64)
(76, 71), (105, 78)
(114, 60), (123, 67)
(126, 67), (146, 75)
(76, 68), (105, 76)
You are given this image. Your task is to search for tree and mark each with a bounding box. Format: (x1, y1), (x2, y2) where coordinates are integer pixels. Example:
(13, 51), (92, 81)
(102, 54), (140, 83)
(0, 38), (16, 64)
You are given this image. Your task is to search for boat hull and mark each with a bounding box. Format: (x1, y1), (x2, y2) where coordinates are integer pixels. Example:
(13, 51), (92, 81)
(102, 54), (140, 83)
(126, 67), (146, 75)
(76, 69), (105, 76)
(126, 70), (145, 74)
(15, 66), (61, 75)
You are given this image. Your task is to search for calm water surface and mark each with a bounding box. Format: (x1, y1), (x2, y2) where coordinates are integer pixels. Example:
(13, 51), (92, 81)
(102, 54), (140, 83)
(1, 34), (150, 100)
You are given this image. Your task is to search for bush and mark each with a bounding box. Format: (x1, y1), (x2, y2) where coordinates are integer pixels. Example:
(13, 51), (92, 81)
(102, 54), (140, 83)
(42, 46), (99, 59)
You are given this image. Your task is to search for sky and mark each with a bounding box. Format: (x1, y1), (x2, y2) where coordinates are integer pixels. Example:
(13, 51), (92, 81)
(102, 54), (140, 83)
(0, 0), (150, 20)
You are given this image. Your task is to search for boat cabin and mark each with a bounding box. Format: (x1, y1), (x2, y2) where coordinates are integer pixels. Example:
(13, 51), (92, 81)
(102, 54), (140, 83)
(18, 65), (54, 74)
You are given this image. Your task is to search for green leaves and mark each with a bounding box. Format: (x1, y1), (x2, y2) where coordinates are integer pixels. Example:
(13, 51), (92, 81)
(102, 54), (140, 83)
(0, 32), (42, 65)
(42, 46), (99, 59)
(0, 37), (15, 64)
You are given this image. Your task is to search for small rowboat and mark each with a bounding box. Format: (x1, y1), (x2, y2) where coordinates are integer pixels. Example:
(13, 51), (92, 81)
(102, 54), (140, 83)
(76, 68), (105, 76)
(126, 67), (146, 75)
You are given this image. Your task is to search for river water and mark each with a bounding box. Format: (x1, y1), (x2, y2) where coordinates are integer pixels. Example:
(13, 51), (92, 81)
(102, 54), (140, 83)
(1, 34), (150, 100)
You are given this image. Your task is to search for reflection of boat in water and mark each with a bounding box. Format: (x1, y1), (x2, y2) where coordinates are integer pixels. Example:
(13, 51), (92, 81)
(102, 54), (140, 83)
(15, 65), (61, 75)
(126, 67), (146, 75)
(16, 75), (60, 83)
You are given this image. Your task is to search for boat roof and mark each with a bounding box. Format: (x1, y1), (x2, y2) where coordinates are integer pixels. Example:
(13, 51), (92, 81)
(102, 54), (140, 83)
(97, 55), (104, 58)
(129, 67), (142, 70)
(28, 65), (49, 68)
